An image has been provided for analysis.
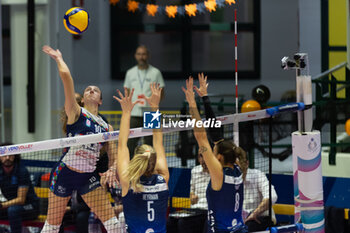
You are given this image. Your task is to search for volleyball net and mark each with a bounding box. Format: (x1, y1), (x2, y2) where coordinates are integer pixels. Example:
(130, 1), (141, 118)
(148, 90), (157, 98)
(0, 103), (305, 233)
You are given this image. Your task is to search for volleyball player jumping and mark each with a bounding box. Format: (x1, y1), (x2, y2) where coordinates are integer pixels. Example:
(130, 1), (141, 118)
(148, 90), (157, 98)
(182, 77), (248, 233)
(41, 45), (120, 233)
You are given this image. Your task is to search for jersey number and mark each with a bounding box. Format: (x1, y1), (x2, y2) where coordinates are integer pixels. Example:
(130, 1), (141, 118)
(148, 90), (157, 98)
(234, 193), (240, 212)
(147, 201), (155, 221)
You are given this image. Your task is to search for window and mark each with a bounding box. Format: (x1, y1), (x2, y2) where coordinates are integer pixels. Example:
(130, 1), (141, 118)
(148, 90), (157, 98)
(110, 0), (259, 80)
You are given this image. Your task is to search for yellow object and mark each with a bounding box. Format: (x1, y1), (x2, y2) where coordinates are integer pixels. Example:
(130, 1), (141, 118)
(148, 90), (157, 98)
(241, 100), (261, 113)
(329, 51), (347, 98)
(63, 7), (89, 35)
(34, 187), (49, 198)
(172, 197), (191, 209)
(329, 0), (346, 46)
(272, 204), (295, 216)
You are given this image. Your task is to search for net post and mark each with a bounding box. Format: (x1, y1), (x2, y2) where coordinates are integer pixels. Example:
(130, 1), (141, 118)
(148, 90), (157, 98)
(282, 53), (325, 232)
(234, 9), (238, 115)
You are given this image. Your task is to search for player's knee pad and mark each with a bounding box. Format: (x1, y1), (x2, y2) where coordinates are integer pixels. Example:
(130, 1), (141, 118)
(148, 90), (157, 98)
(41, 221), (60, 233)
(103, 216), (121, 233)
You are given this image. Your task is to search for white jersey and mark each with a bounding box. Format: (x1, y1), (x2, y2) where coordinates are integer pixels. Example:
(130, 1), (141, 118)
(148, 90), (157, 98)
(62, 108), (109, 172)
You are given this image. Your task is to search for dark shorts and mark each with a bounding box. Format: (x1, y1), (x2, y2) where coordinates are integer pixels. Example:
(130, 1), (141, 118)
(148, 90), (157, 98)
(49, 162), (101, 197)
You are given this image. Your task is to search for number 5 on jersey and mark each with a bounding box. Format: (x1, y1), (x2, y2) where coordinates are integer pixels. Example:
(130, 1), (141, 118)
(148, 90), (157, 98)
(147, 201), (155, 221)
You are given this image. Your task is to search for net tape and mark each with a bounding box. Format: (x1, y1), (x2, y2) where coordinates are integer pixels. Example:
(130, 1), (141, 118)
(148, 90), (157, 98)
(0, 102), (305, 156)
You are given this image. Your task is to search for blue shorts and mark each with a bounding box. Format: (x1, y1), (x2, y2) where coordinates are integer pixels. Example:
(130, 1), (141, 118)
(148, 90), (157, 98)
(49, 162), (101, 197)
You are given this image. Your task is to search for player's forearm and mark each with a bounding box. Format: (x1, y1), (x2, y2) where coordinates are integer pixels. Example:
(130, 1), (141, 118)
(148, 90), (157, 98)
(119, 112), (131, 146)
(55, 58), (72, 80)
(1, 197), (26, 208)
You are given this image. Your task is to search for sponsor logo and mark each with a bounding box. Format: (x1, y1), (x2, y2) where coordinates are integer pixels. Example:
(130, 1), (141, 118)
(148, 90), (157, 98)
(143, 110), (161, 129)
(102, 132), (111, 140)
(59, 139), (77, 147)
(86, 119), (91, 127)
(7, 144), (33, 153)
(307, 138), (318, 152)
(0, 147), (7, 155)
(57, 185), (66, 194)
(145, 228), (154, 233)
(110, 132), (119, 137)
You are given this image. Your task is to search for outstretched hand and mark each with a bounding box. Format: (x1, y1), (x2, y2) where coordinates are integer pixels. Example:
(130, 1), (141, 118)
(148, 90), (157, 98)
(182, 76), (196, 105)
(113, 87), (140, 112)
(42, 45), (63, 61)
(145, 83), (162, 108)
(194, 73), (208, 97)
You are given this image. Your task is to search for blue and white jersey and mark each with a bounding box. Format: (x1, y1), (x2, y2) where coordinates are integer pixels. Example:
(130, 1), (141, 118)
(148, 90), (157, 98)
(122, 174), (169, 233)
(206, 165), (244, 233)
(61, 107), (109, 172)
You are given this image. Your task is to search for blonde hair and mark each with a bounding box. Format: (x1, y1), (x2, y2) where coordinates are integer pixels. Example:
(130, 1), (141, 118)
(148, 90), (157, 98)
(125, 144), (157, 193)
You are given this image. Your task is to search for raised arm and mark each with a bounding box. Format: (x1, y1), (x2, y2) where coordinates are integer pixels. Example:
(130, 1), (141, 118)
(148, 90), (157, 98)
(194, 73), (223, 143)
(182, 77), (223, 190)
(42, 45), (80, 123)
(145, 83), (169, 183)
(113, 88), (139, 194)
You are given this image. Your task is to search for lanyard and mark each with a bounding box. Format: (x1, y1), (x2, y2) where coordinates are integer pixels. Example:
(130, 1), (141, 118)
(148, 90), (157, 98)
(137, 68), (148, 89)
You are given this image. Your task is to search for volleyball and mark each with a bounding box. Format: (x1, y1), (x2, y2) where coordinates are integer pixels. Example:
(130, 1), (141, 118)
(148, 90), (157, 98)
(63, 7), (90, 35)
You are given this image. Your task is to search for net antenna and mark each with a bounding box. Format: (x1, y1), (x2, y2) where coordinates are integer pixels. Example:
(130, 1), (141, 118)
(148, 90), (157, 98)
(282, 53), (325, 233)
(234, 8), (238, 114)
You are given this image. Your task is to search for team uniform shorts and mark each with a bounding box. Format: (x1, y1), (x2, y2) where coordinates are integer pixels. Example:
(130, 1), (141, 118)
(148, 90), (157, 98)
(49, 162), (101, 197)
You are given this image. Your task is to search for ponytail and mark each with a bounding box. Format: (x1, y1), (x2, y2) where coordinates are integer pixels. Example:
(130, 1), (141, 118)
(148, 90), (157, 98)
(124, 144), (157, 192)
